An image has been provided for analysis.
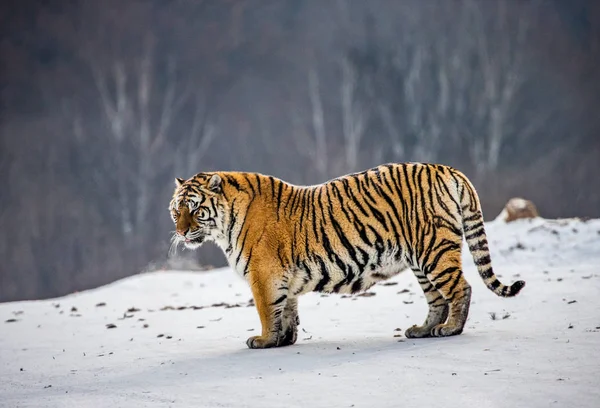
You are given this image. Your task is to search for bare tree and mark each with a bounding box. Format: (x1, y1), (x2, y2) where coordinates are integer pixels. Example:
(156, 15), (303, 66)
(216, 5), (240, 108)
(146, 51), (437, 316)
(308, 65), (328, 178)
(339, 56), (367, 173)
(463, 0), (532, 174)
(287, 63), (330, 182)
(175, 91), (218, 178)
(88, 42), (178, 238)
(349, 0), (560, 177)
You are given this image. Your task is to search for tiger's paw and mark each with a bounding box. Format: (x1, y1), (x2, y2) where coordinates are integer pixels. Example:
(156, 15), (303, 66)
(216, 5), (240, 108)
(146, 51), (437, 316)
(430, 324), (463, 337)
(246, 335), (278, 349)
(246, 327), (298, 349)
(278, 325), (298, 346)
(404, 324), (432, 339)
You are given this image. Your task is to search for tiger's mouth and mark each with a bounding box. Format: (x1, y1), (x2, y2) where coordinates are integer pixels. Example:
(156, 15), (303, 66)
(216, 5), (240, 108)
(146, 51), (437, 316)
(183, 236), (205, 248)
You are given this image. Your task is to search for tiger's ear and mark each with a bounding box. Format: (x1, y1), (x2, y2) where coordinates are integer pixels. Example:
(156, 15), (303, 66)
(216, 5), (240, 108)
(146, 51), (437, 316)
(175, 177), (185, 187)
(208, 174), (222, 194)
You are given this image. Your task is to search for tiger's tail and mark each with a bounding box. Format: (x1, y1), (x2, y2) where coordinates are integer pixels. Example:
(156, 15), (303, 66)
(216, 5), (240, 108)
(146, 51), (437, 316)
(456, 172), (526, 297)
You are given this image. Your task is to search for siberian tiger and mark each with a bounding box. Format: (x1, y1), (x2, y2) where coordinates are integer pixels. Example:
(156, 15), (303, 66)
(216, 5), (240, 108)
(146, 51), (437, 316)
(169, 163), (525, 349)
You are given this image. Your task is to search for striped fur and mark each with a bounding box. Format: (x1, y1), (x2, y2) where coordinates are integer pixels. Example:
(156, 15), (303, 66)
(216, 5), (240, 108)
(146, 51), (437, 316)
(169, 163), (525, 348)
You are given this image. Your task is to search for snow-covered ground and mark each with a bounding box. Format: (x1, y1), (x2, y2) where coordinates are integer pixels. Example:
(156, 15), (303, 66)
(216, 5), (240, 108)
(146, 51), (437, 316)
(2, 217), (600, 408)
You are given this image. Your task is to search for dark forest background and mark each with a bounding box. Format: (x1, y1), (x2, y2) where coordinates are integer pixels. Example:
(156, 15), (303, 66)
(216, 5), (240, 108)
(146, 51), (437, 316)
(1, 0), (599, 302)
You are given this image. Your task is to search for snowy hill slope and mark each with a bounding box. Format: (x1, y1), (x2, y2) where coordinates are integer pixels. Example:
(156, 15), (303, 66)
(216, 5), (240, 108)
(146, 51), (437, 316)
(1, 217), (600, 408)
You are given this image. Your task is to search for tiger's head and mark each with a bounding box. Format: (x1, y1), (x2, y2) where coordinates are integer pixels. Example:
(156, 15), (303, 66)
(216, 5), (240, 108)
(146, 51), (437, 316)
(169, 173), (227, 249)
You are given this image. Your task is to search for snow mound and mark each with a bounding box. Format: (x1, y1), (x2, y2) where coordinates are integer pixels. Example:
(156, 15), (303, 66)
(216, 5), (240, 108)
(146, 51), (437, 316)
(1, 217), (600, 407)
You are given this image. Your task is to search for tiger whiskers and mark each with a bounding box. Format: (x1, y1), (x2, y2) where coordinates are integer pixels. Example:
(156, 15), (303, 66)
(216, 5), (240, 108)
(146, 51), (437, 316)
(168, 232), (182, 258)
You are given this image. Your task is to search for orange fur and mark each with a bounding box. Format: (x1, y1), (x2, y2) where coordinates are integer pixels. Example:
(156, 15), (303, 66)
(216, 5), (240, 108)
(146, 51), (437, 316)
(170, 163), (525, 348)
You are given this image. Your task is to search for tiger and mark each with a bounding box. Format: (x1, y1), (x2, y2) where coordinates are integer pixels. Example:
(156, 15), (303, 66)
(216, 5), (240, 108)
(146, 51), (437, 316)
(169, 162), (525, 349)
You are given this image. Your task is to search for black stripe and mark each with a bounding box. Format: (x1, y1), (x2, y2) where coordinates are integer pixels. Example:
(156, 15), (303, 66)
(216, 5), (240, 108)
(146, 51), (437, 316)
(476, 254), (492, 266)
(432, 266), (460, 281)
(269, 176), (276, 199)
(254, 174), (262, 194)
(433, 215), (463, 237)
(271, 294), (287, 306)
(435, 172), (461, 218)
(470, 240), (488, 252)
(464, 212), (480, 222)
(331, 182), (352, 223)
(389, 165), (412, 246)
(293, 283), (307, 296)
(447, 285), (469, 302)
(318, 187), (328, 225)
(385, 212), (403, 260)
(314, 256), (331, 292)
(367, 225), (385, 267)
(418, 228), (439, 270)
(288, 187), (300, 214)
(363, 199), (389, 232)
(446, 272), (462, 295)
(333, 189), (369, 268)
(324, 186), (364, 272)
(427, 292), (444, 305)
(283, 185), (296, 211)
(401, 164), (416, 246)
(351, 278), (363, 294)
(301, 260), (312, 281)
(234, 200), (252, 244)
(299, 188), (309, 227)
(372, 175), (404, 241)
(225, 175), (241, 191)
(243, 246), (254, 276)
(429, 238), (460, 254)
(465, 229), (485, 242)
(424, 166), (437, 218)
(320, 224), (348, 276)
(416, 165), (429, 224)
(353, 215), (371, 247)
(358, 177), (377, 204)
(291, 223), (297, 264)
(423, 244), (453, 274)
(324, 184), (335, 214)
(310, 188), (319, 243)
(276, 181), (284, 221)
(333, 278), (347, 293)
(235, 228), (250, 266)
(342, 178), (369, 217)
(243, 174), (256, 195)
(433, 274), (454, 291)
(463, 220), (484, 234)
(330, 214), (363, 270)
(225, 199), (238, 252)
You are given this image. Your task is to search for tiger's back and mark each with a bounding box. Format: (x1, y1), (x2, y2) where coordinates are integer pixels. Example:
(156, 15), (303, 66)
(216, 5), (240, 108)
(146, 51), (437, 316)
(170, 162), (525, 348)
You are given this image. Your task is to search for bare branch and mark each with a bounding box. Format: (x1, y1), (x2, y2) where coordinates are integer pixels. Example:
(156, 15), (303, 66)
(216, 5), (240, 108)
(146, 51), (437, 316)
(308, 65), (328, 177)
(340, 56), (366, 172)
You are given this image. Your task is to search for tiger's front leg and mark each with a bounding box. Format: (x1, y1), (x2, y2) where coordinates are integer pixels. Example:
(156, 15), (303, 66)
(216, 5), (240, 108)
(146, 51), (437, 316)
(245, 266), (292, 349)
(279, 297), (299, 346)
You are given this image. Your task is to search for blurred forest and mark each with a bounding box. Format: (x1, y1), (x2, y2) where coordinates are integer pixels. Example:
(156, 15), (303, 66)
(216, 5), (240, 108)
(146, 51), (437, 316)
(1, 0), (599, 302)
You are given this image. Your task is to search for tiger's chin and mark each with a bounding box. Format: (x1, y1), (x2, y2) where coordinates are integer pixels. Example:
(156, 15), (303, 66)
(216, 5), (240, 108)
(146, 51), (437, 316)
(183, 237), (205, 249)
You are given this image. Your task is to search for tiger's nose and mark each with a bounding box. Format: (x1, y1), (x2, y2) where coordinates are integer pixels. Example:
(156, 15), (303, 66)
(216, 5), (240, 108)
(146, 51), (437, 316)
(176, 227), (189, 237)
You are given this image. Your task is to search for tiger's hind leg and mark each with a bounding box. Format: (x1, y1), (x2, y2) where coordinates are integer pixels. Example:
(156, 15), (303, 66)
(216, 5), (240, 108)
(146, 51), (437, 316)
(404, 268), (449, 338)
(423, 246), (472, 337)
